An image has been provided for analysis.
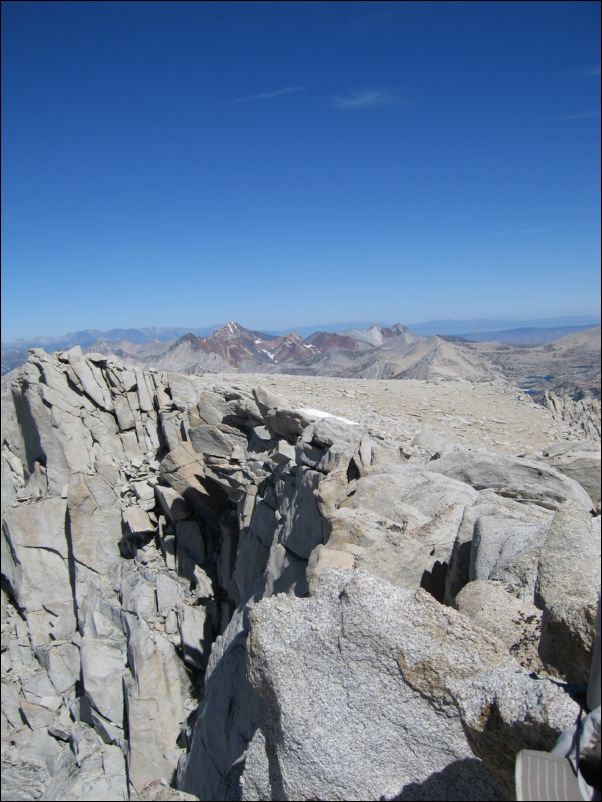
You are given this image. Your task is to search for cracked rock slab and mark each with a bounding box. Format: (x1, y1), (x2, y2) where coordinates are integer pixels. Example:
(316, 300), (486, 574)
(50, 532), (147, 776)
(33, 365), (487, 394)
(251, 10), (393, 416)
(241, 570), (578, 801)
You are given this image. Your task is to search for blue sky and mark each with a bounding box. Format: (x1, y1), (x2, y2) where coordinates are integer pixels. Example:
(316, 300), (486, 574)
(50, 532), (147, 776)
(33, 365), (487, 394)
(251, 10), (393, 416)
(2, 1), (600, 341)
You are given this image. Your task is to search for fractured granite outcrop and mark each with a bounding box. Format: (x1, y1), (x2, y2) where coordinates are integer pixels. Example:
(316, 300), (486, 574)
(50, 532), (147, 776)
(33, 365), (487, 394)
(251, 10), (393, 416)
(1, 349), (600, 801)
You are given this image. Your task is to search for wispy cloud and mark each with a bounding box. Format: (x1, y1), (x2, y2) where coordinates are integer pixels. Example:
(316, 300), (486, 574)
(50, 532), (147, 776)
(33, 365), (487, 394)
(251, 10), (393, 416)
(494, 227), (551, 235)
(222, 86), (305, 105)
(583, 64), (601, 78)
(110, 248), (160, 258)
(333, 89), (404, 110)
(554, 109), (600, 121)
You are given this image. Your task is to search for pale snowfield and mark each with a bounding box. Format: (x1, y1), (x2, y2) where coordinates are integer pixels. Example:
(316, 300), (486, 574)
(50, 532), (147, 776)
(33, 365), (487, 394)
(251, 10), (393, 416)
(297, 407), (359, 426)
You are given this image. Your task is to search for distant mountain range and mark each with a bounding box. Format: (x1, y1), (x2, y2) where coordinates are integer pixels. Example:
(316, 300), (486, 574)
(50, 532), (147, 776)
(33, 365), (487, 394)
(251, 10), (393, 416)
(3, 315), (599, 352)
(443, 324), (599, 346)
(2, 325), (222, 350)
(406, 315), (601, 336)
(130, 321), (598, 398)
(134, 321), (485, 379)
(2, 319), (600, 401)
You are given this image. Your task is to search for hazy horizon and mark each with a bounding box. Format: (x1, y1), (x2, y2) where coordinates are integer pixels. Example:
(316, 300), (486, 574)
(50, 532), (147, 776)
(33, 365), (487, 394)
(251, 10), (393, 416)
(3, 313), (600, 347)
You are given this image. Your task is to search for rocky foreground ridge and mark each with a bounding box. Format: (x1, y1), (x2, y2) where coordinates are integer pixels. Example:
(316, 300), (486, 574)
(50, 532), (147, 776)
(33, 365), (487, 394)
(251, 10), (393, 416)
(1, 348), (601, 800)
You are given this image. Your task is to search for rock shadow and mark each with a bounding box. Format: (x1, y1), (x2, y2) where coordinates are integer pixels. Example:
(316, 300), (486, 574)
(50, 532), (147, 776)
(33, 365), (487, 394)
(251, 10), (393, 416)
(383, 757), (505, 801)
(420, 560), (448, 603)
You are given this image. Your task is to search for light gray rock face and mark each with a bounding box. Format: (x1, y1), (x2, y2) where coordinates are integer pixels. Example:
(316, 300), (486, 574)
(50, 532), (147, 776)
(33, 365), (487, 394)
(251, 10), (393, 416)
(180, 604), (264, 802)
(1, 497), (72, 625)
(265, 408), (314, 441)
(469, 515), (549, 597)
(454, 580), (543, 672)
(159, 442), (220, 517)
(114, 394), (136, 431)
(240, 571), (577, 802)
(67, 473), (123, 632)
(122, 613), (189, 795)
(2, 724), (128, 802)
(123, 505), (154, 537)
(317, 500), (466, 604)
(2, 351), (598, 802)
(251, 387), (316, 441)
(80, 637), (125, 728)
(543, 390), (601, 442)
(430, 446), (594, 511)
(11, 372), (76, 494)
(65, 347), (114, 412)
(155, 485), (192, 522)
(189, 424), (246, 460)
(139, 779), (199, 801)
(193, 390), (229, 426)
(345, 465), (478, 522)
(540, 440), (601, 509)
(1, 584), (128, 801)
(535, 502), (601, 683)
(1, 450), (22, 514)
(252, 387), (288, 417)
(2, 352), (197, 799)
(296, 416), (375, 476)
(444, 490), (554, 604)
(411, 426), (447, 457)
(274, 467), (325, 559)
(164, 373), (206, 412)
(176, 603), (212, 670)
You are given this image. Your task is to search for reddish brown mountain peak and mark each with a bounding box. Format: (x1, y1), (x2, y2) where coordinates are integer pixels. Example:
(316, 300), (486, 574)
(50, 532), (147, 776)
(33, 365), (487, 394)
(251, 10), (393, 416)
(210, 321), (246, 340)
(305, 332), (358, 351)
